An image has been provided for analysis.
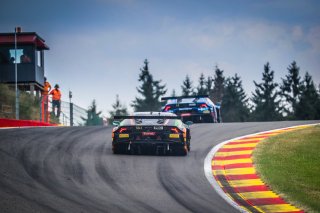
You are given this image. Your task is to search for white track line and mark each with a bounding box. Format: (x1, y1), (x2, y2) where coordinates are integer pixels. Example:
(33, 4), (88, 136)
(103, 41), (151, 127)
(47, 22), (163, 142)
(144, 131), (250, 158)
(203, 123), (319, 212)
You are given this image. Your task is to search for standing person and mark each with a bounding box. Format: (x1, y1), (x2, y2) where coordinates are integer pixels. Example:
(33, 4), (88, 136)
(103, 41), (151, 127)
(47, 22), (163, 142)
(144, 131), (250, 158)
(42, 77), (52, 95)
(41, 77), (52, 122)
(50, 84), (62, 118)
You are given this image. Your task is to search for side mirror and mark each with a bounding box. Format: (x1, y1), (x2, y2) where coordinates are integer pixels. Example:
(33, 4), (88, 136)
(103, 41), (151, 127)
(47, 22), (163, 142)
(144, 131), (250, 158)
(112, 121), (120, 126)
(185, 121), (193, 126)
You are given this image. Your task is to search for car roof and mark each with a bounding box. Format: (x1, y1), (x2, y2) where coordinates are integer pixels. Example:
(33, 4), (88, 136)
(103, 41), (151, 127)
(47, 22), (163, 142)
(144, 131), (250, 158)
(119, 112), (182, 126)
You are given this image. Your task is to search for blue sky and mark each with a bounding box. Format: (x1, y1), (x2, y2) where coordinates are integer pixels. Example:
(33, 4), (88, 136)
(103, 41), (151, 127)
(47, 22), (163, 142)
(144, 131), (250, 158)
(1, 0), (320, 116)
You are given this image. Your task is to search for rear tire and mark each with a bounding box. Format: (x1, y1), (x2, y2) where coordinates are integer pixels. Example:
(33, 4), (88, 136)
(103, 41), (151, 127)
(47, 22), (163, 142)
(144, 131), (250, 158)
(113, 145), (121, 154)
(176, 146), (188, 156)
(181, 148), (187, 156)
(216, 108), (221, 123)
(187, 139), (191, 151)
(204, 115), (214, 123)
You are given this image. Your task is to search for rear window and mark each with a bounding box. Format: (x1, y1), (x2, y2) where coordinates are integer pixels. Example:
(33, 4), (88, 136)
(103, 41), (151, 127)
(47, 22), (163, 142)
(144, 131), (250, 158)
(120, 119), (179, 126)
(167, 98), (207, 104)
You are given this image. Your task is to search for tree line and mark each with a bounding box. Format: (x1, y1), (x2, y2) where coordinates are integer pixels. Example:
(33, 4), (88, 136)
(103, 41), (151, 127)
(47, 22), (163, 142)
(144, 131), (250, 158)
(85, 59), (320, 125)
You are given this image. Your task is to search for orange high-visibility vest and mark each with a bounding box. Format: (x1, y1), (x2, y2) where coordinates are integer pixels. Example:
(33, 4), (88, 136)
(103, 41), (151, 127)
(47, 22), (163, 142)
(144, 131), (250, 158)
(50, 89), (61, 101)
(42, 81), (51, 95)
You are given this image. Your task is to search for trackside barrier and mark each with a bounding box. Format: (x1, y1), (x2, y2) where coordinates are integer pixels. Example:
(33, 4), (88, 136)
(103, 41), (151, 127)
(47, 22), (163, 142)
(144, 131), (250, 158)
(0, 118), (57, 127)
(41, 99), (87, 126)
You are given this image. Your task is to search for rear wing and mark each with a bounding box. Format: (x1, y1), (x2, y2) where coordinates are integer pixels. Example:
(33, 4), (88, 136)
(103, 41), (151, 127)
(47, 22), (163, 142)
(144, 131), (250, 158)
(113, 115), (181, 120)
(161, 95), (209, 101)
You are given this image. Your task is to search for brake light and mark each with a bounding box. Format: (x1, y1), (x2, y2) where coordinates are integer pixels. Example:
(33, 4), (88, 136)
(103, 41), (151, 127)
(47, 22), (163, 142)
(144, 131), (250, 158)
(164, 106), (171, 111)
(171, 127), (179, 133)
(200, 104), (208, 108)
(119, 127), (127, 133)
(181, 113), (191, 117)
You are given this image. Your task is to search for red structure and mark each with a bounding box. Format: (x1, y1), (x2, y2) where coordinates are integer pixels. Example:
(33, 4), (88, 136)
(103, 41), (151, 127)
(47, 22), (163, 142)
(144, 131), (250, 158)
(0, 118), (56, 127)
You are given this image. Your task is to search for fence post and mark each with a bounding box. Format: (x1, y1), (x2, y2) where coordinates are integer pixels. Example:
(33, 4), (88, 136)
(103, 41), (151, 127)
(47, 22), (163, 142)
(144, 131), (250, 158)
(70, 102), (73, 126)
(69, 91), (73, 126)
(40, 96), (43, 122)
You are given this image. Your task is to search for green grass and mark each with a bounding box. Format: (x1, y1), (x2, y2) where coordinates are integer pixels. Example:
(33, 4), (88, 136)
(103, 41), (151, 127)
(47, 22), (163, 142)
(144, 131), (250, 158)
(253, 125), (320, 213)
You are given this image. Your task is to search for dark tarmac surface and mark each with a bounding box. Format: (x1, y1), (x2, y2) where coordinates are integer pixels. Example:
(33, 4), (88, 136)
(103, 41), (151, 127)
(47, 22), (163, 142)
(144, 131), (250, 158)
(0, 121), (318, 213)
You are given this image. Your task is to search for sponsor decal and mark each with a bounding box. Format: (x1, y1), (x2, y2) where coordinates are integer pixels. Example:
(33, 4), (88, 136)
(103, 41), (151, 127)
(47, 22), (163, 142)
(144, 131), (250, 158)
(169, 134), (180, 138)
(119, 134), (129, 138)
(142, 132), (156, 136)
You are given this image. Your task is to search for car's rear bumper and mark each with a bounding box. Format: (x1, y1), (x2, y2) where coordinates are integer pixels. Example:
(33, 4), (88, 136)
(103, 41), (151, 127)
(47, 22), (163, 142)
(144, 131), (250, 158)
(178, 113), (214, 122)
(113, 139), (184, 146)
(112, 140), (186, 153)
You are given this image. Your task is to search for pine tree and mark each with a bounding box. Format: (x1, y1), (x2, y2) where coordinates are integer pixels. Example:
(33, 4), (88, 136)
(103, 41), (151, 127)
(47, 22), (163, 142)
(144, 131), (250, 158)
(181, 75), (194, 96)
(196, 73), (207, 95)
(251, 62), (282, 121)
(171, 89), (176, 97)
(81, 100), (103, 126)
(108, 95), (128, 124)
(210, 66), (225, 103)
(222, 74), (250, 122)
(280, 61), (303, 118)
(205, 76), (213, 96)
(295, 72), (320, 120)
(131, 59), (167, 111)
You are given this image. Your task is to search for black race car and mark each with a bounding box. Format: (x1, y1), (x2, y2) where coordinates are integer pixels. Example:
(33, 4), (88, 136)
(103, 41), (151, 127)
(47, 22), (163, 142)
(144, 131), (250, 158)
(161, 95), (221, 123)
(112, 112), (192, 155)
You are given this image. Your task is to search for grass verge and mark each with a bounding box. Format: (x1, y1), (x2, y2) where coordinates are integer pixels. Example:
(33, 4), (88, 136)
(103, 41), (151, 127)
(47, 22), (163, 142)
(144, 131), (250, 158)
(253, 125), (320, 213)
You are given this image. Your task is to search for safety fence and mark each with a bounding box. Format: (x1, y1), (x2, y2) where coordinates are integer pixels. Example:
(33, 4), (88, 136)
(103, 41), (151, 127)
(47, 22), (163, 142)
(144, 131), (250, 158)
(45, 99), (87, 126)
(59, 101), (87, 126)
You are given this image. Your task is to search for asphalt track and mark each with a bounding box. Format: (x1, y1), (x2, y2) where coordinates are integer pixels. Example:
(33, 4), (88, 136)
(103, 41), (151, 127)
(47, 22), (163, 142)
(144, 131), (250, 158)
(0, 121), (318, 213)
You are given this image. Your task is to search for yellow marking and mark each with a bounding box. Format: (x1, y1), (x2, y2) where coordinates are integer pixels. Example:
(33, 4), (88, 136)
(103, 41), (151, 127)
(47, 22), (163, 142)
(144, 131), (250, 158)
(256, 204), (301, 212)
(257, 130), (286, 136)
(215, 150), (253, 157)
(293, 125), (310, 129)
(212, 158), (252, 166)
(231, 138), (265, 142)
(213, 170), (224, 175)
(169, 134), (180, 138)
(240, 191), (278, 199)
(258, 133), (280, 136)
(223, 167), (256, 175)
(223, 143), (258, 148)
(119, 134), (129, 138)
(229, 179), (264, 187)
(216, 180), (224, 188)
